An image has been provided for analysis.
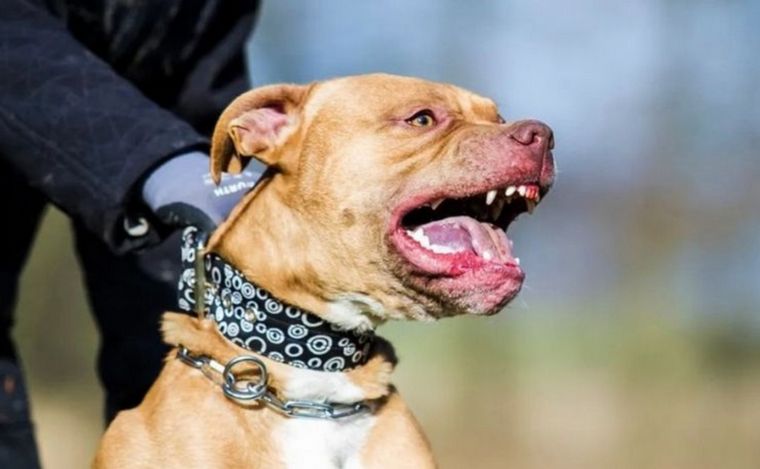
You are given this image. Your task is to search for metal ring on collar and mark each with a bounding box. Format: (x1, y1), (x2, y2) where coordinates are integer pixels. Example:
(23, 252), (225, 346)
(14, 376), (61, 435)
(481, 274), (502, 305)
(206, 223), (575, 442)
(221, 355), (269, 402)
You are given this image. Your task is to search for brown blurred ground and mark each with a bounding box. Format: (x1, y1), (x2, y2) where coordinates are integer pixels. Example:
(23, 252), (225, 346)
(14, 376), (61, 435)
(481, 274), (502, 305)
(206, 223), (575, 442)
(14, 208), (760, 469)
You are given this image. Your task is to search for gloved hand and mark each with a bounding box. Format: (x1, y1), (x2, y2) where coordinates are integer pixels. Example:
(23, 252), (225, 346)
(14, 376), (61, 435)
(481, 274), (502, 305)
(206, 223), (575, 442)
(142, 151), (264, 233)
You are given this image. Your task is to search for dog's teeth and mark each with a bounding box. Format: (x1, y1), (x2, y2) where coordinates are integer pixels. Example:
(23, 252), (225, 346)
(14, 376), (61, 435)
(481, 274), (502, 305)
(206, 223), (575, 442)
(518, 185), (527, 197)
(526, 199), (536, 214)
(408, 228), (458, 255)
(409, 228), (427, 245)
(430, 198), (444, 210)
(483, 251), (493, 261)
(429, 244), (457, 254)
(485, 190), (497, 206)
(505, 186), (517, 197)
(417, 231), (433, 249)
(514, 257), (520, 265)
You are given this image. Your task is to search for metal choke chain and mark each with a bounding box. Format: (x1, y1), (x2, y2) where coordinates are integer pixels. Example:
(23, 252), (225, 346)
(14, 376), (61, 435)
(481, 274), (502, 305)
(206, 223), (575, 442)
(177, 347), (369, 420)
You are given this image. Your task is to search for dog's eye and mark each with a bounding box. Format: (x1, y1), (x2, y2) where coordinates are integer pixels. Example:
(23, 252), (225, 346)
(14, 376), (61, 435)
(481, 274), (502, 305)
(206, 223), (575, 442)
(406, 110), (437, 128)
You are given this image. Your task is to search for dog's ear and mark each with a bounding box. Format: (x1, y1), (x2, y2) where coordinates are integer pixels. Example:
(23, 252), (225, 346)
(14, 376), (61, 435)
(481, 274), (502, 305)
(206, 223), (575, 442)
(210, 83), (311, 184)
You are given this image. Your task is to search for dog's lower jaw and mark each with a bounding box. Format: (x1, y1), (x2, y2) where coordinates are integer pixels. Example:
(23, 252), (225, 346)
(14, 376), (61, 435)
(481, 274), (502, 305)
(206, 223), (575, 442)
(323, 291), (439, 331)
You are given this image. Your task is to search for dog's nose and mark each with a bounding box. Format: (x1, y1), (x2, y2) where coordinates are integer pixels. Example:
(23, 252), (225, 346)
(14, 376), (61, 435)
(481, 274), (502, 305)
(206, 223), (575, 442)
(508, 120), (554, 151)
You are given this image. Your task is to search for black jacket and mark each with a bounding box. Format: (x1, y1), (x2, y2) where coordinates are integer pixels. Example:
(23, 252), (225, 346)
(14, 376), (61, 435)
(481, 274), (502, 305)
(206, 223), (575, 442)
(0, 0), (260, 252)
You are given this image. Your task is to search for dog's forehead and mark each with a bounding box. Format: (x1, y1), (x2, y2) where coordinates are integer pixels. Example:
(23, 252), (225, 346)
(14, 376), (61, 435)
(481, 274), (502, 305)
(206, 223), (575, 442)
(303, 74), (498, 119)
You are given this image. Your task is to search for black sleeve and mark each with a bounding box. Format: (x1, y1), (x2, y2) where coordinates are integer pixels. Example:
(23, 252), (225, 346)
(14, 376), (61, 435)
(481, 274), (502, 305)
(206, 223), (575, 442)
(0, 0), (210, 253)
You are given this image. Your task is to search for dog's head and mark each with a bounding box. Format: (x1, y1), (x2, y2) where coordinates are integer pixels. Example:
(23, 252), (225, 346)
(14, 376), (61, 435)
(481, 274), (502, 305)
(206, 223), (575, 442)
(209, 74), (554, 321)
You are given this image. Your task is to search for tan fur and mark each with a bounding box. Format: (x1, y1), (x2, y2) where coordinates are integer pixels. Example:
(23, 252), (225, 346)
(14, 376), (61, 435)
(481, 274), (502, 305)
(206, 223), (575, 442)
(94, 74), (528, 468)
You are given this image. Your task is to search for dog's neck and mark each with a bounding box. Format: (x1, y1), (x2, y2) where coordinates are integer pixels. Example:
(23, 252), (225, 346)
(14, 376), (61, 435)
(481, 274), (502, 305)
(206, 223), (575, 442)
(208, 178), (386, 330)
(179, 229), (374, 373)
(163, 312), (395, 403)
(212, 181), (333, 315)
(174, 179), (395, 402)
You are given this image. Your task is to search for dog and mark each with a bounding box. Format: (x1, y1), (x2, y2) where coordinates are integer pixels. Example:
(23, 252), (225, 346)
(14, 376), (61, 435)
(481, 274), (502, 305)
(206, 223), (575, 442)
(93, 73), (554, 468)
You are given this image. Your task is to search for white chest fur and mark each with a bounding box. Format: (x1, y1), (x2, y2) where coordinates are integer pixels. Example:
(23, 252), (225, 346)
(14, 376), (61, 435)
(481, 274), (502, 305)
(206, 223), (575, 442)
(275, 413), (375, 469)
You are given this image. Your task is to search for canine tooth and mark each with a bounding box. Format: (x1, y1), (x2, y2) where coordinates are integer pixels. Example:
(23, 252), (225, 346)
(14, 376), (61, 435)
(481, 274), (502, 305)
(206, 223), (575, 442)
(514, 257), (520, 265)
(486, 190), (497, 205)
(430, 198), (444, 210)
(483, 251), (493, 261)
(518, 185), (527, 196)
(505, 186), (516, 196)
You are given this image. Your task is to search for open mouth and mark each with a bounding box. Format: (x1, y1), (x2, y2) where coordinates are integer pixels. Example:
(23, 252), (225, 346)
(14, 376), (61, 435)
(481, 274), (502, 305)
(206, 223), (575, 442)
(391, 182), (545, 277)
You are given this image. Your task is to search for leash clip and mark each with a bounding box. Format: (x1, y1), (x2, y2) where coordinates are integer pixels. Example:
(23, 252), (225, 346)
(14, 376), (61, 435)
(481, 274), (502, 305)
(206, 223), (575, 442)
(191, 230), (209, 319)
(178, 346), (207, 369)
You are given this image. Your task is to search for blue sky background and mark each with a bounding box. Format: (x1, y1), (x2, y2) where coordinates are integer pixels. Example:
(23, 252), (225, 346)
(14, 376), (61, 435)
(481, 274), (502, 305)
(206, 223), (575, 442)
(247, 0), (760, 324)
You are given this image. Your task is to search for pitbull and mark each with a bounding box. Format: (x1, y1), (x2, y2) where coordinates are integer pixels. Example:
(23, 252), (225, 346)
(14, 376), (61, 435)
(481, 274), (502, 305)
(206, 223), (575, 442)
(93, 73), (554, 468)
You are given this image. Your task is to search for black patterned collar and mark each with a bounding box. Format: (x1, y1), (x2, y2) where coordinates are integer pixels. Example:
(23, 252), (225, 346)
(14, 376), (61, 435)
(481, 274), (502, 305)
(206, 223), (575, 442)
(176, 227), (374, 372)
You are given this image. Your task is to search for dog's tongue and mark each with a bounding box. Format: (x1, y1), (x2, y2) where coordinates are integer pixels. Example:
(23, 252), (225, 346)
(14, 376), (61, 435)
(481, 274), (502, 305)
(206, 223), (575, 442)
(414, 216), (512, 262)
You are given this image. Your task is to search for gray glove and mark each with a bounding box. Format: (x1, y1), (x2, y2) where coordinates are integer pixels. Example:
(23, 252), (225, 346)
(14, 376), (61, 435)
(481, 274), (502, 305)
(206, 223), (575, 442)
(142, 151), (264, 233)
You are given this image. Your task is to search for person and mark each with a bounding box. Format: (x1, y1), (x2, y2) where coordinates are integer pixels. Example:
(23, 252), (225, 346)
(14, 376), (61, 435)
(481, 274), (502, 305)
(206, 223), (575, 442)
(0, 1), (263, 467)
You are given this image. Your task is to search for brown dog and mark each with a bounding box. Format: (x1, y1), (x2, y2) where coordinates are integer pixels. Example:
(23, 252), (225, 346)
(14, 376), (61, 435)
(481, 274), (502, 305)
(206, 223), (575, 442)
(93, 74), (554, 468)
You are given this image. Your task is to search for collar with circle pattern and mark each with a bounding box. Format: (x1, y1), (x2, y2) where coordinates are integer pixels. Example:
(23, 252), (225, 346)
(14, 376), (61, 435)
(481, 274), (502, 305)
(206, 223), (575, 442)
(176, 227), (374, 372)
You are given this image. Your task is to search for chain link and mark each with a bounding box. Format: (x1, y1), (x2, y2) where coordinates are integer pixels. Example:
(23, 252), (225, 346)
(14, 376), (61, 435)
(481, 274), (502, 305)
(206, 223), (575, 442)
(177, 347), (370, 420)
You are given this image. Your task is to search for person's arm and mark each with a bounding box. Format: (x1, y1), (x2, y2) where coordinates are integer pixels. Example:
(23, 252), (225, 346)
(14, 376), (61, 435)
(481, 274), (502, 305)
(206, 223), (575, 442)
(0, 0), (210, 252)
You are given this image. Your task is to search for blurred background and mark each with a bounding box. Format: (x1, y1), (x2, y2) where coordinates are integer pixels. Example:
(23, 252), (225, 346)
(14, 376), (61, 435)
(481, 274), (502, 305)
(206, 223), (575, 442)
(15, 0), (760, 467)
